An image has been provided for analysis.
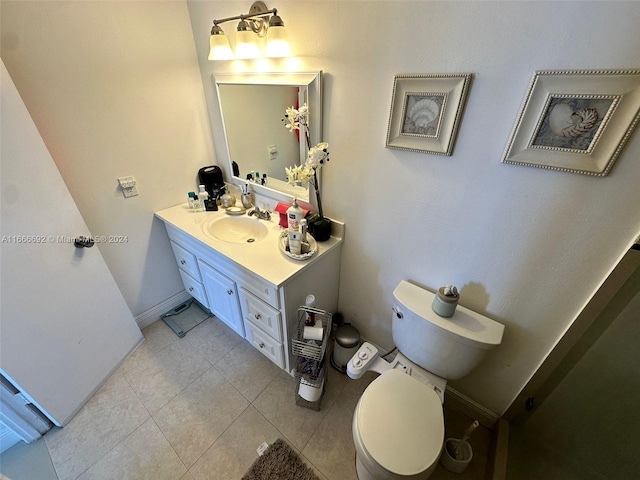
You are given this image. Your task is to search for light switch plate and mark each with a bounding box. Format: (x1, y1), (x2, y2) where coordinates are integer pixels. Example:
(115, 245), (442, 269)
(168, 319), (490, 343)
(117, 176), (139, 198)
(268, 144), (277, 161)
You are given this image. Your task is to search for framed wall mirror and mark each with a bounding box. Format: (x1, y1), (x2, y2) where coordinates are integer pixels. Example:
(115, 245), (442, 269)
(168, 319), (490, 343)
(214, 71), (323, 202)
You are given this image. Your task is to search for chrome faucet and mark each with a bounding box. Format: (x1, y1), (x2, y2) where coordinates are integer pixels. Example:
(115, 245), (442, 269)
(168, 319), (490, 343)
(248, 206), (271, 221)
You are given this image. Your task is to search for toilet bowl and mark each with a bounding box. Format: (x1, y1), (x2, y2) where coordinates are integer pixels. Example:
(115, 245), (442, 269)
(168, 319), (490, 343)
(352, 369), (444, 480)
(348, 280), (505, 480)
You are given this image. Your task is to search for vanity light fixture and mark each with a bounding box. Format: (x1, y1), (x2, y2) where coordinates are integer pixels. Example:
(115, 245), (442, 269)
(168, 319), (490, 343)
(208, 1), (291, 61)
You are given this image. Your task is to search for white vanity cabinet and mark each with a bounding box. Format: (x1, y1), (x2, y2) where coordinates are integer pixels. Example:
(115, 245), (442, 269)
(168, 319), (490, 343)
(155, 205), (344, 374)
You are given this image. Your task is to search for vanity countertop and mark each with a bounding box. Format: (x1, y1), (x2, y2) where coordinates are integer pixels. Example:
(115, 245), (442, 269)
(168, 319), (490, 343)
(155, 203), (344, 287)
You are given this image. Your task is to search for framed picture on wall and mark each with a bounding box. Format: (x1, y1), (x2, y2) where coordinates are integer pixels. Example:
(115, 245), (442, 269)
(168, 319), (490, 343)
(386, 74), (473, 156)
(502, 69), (640, 176)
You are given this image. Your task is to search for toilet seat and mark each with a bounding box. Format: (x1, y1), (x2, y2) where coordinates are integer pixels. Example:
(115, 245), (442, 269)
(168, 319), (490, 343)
(354, 369), (444, 478)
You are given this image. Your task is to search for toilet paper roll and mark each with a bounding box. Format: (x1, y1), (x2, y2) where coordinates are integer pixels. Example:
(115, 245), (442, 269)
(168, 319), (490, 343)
(303, 325), (323, 341)
(298, 378), (324, 402)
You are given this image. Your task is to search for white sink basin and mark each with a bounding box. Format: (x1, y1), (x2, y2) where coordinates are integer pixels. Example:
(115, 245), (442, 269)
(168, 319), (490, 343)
(202, 216), (269, 244)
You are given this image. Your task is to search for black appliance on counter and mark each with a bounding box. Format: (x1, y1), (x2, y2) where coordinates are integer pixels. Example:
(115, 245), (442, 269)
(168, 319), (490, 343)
(198, 166), (224, 197)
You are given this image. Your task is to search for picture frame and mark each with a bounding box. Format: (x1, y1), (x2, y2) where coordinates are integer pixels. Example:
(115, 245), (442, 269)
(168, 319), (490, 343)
(502, 69), (640, 176)
(386, 74), (473, 156)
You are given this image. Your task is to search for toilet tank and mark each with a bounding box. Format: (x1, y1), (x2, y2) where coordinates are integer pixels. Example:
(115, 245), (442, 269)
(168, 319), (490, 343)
(392, 281), (504, 380)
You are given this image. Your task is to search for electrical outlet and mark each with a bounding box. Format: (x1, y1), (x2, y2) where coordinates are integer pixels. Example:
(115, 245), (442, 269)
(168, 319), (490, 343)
(117, 176), (139, 198)
(257, 441), (269, 456)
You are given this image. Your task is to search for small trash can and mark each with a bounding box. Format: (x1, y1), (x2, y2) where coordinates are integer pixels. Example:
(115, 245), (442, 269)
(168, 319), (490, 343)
(440, 438), (473, 473)
(330, 324), (360, 373)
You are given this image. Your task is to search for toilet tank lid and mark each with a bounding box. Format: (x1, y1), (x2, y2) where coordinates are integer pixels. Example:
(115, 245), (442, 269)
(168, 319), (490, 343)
(394, 281), (505, 347)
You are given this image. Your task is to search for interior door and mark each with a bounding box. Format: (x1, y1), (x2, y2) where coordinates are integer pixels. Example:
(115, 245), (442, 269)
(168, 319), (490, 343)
(0, 61), (143, 426)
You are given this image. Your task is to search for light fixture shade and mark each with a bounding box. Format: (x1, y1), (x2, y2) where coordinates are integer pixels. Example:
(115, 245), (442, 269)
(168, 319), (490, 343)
(235, 20), (259, 59)
(266, 25), (291, 57)
(208, 26), (233, 60)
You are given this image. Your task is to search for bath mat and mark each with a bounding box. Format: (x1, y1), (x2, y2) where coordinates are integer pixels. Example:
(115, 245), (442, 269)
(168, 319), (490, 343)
(161, 299), (211, 338)
(242, 439), (320, 480)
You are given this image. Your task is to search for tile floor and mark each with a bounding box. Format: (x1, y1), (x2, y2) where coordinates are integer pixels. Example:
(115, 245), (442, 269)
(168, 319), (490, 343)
(1, 317), (492, 480)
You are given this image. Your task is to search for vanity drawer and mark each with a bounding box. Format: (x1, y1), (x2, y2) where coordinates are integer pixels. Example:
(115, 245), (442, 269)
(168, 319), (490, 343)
(170, 241), (201, 280)
(238, 272), (279, 308)
(239, 288), (282, 342)
(244, 320), (284, 369)
(178, 269), (208, 308)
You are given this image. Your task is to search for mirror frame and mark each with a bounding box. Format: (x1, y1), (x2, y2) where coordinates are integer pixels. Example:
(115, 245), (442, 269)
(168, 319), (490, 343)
(214, 71), (323, 202)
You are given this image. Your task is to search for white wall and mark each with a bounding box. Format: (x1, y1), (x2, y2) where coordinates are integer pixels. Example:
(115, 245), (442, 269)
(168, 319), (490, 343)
(2, 0), (640, 415)
(1, 1), (213, 315)
(188, 0), (640, 414)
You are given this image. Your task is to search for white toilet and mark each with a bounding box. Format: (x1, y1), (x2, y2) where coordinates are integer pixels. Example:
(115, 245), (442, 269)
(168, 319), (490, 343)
(347, 280), (505, 480)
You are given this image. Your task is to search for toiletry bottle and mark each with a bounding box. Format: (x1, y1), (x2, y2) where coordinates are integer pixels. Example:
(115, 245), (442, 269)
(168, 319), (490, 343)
(287, 198), (303, 233)
(198, 185), (209, 211)
(289, 231), (302, 255)
(188, 192), (198, 211)
(300, 218), (307, 243)
(304, 294), (316, 326)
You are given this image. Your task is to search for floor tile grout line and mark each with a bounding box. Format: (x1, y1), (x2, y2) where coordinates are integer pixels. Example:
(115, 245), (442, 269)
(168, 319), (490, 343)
(248, 370), (289, 445)
(298, 378), (347, 464)
(183, 402), (254, 477)
(133, 338), (217, 417)
(42, 371), (153, 480)
(126, 320), (246, 476)
(107, 348), (199, 477)
(149, 350), (251, 474)
(65, 367), (156, 480)
(148, 415), (189, 477)
(41, 439), (60, 480)
(63, 417), (153, 480)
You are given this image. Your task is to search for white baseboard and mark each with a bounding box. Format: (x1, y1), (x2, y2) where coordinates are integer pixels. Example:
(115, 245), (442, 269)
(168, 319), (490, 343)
(444, 386), (499, 428)
(135, 290), (192, 329)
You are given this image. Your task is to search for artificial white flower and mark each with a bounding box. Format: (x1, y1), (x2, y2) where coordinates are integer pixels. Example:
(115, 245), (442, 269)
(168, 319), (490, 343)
(299, 167), (313, 184)
(284, 107), (300, 132)
(285, 165), (299, 185)
(282, 106), (330, 220)
(306, 142), (330, 169)
(283, 103), (309, 133)
(297, 104), (309, 124)
(285, 165), (312, 186)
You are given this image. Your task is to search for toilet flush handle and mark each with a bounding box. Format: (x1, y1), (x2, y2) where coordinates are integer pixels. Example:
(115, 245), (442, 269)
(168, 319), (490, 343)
(392, 306), (403, 319)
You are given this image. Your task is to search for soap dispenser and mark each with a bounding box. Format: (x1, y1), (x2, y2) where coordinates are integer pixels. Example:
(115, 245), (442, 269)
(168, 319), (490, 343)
(220, 186), (236, 208)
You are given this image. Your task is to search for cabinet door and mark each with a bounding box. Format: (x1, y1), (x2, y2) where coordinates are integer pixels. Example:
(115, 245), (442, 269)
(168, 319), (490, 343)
(198, 261), (244, 337)
(178, 269), (208, 309)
